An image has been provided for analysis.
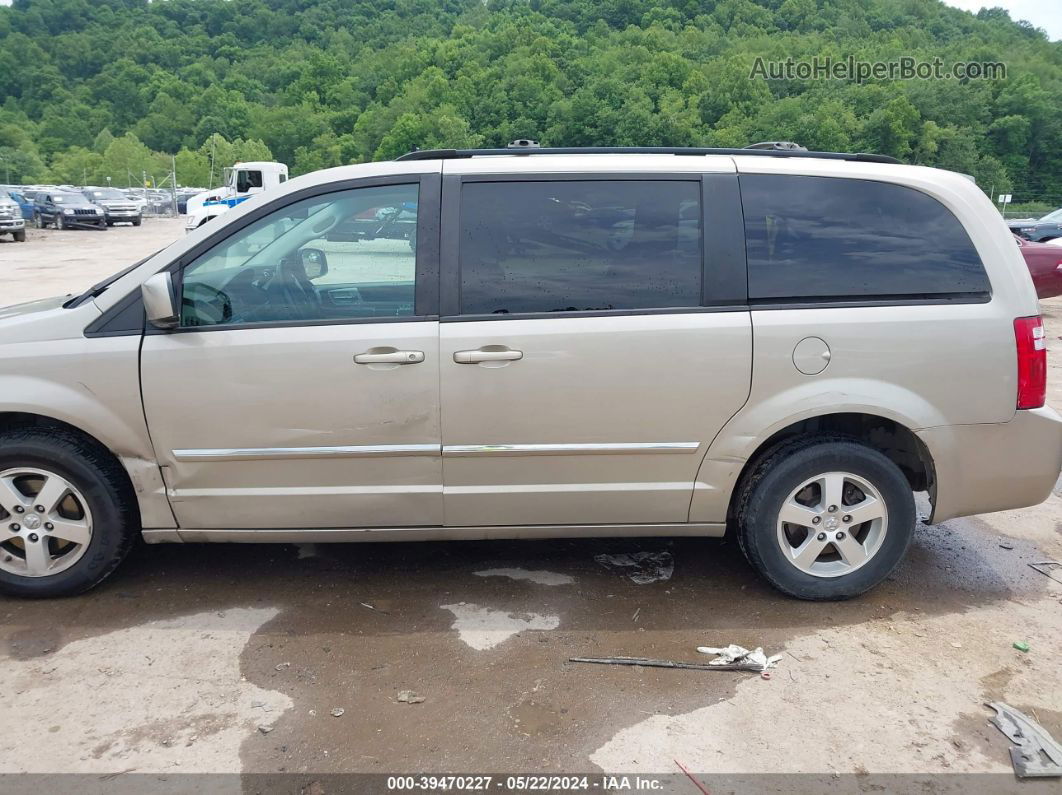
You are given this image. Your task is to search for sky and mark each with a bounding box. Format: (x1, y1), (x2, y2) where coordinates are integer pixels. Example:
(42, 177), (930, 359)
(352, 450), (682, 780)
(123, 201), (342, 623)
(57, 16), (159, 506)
(943, 0), (1062, 40)
(0, 0), (1057, 40)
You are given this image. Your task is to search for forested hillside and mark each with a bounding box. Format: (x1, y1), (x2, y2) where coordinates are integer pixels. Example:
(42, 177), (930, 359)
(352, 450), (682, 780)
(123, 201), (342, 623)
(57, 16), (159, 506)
(1, 0), (1060, 204)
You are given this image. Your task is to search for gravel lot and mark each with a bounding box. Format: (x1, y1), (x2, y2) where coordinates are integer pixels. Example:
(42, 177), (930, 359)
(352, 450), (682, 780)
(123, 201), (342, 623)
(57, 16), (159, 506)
(1, 222), (1061, 791)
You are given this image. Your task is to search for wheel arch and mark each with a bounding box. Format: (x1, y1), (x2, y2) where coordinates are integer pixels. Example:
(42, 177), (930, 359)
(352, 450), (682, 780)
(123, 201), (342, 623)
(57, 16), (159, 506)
(690, 409), (936, 524)
(0, 410), (174, 530)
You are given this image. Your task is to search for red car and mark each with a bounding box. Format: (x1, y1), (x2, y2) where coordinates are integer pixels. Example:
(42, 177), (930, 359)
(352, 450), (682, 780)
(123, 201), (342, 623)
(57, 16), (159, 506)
(1015, 234), (1062, 299)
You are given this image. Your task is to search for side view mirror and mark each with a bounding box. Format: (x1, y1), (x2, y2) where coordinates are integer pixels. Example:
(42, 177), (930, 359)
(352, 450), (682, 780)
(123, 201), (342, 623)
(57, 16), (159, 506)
(299, 248), (329, 280)
(142, 272), (179, 329)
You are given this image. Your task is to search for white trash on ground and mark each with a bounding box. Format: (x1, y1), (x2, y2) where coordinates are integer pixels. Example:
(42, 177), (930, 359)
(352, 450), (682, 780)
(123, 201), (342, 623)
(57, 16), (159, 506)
(696, 644), (782, 671)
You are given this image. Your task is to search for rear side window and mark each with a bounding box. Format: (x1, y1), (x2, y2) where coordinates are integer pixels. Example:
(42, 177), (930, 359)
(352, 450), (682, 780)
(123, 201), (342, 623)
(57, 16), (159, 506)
(459, 180), (701, 314)
(741, 175), (990, 301)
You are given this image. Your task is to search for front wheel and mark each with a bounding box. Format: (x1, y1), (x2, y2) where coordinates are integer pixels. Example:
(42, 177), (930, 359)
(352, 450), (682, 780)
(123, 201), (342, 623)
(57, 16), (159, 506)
(14, 229), (25, 242)
(33, 214), (42, 229)
(0, 428), (138, 597)
(56, 213), (64, 230)
(736, 439), (915, 600)
(133, 216), (142, 227)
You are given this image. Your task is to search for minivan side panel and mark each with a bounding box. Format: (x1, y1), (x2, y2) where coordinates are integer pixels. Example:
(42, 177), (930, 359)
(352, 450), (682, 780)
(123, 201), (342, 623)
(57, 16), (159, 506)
(692, 159), (1042, 525)
(689, 303), (1017, 523)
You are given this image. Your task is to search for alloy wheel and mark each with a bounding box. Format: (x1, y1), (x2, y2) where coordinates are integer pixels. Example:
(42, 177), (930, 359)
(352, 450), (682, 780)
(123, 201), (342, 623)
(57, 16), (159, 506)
(776, 471), (888, 578)
(0, 468), (94, 578)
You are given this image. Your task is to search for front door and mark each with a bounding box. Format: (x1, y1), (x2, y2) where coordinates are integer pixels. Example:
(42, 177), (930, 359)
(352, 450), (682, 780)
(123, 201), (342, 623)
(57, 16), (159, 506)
(438, 173), (752, 527)
(141, 175), (443, 530)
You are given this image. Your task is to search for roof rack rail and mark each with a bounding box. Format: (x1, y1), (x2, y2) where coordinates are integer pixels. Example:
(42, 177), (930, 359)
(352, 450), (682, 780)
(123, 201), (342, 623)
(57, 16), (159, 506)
(394, 146), (901, 165)
(743, 141), (807, 151)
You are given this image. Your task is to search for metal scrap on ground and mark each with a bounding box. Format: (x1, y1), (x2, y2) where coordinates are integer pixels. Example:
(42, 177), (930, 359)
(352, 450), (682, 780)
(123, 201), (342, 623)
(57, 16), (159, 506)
(593, 551), (674, 584)
(986, 702), (1062, 777)
(570, 656), (772, 672)
(1029, 561), (1062, 584)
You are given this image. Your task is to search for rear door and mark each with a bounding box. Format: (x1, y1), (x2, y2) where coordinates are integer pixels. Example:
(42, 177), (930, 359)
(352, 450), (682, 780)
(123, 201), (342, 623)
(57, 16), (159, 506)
(438, 168), (752, 527)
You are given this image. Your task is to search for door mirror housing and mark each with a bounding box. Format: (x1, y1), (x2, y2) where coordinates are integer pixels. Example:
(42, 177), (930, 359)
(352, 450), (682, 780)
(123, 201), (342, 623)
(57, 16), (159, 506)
(298, 248), (329, 280)
(142, 272), (179, 329)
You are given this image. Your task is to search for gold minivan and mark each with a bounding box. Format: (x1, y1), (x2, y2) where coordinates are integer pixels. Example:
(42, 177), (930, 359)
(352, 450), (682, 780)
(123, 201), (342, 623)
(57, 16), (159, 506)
(2, 146), (1060, 599)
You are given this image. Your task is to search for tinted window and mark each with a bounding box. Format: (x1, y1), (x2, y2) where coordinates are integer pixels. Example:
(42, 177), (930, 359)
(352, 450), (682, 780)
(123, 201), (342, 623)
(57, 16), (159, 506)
(180, 183), (419, 327)
(237, 170), (264, 193)
(741, 175), (990, 300)
(459, 180), (701, 314)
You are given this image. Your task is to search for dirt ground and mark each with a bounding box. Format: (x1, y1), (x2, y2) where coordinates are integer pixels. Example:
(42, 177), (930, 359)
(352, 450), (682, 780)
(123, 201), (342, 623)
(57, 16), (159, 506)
(0, 222), (1061, 792)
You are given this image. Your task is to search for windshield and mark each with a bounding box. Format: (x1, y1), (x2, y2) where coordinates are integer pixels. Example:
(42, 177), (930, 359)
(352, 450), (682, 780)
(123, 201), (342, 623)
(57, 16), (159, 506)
(1040, 208), (1062, 223)
(87, 189), (125, 200)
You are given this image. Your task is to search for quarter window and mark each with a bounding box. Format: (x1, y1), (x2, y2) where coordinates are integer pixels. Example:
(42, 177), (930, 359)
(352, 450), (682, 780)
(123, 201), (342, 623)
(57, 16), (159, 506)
(741, 175), (990, 301)
(180, 183), (419, 327)
(459, 180), (701, 315)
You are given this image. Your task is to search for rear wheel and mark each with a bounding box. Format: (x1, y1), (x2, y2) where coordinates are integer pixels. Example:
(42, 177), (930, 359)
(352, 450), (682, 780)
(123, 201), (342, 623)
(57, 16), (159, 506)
(0, 429), (138, 597)
(736, 438), (915, 600)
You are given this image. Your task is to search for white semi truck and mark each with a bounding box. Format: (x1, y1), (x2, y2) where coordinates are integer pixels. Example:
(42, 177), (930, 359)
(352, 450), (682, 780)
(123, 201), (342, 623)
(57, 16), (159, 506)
(184, 161), (288, 232)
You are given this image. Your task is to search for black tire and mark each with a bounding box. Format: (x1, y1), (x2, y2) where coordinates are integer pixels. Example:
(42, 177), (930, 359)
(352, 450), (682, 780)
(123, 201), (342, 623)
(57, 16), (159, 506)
(55, 213), (64, 230)
(106, 220), (113, 227)
(0, 428), (139, 598)
(33, 214), (42, 229)
(14, 229), (25, 242)
(133, 217), (142, 227)
(736, 438), (915, 600)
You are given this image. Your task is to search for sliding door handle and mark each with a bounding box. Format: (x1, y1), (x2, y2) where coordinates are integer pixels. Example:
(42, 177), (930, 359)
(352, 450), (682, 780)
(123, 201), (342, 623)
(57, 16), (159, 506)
(354, 349), (424, 365)
(454, 347), (524, 364)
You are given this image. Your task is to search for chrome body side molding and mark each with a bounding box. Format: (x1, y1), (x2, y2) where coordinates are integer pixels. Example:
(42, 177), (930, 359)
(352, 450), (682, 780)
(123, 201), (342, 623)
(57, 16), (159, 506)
(172, 442), (701, 462)
(172, 444), (440, 462)
(443, 442), (701, 457)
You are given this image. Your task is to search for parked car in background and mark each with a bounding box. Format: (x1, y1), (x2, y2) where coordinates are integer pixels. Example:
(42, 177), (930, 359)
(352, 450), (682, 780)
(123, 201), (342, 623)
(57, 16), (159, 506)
(8, 190), (37, 221)
(81, 187), (143, 226)
(33, 191), (106, 230)
(1009, 207), (1062, 242)
(1015, 234), (1062, 299)
(0, 192), (26, 241)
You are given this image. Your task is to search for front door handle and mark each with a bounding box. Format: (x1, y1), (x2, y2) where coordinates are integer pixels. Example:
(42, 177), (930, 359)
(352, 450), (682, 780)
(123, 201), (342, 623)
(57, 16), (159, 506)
(354, 349), (424, 365)
(454, 347), (524, 364)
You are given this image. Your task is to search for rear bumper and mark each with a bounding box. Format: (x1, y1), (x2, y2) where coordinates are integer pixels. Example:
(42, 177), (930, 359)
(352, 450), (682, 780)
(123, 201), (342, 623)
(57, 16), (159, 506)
(919, 406), (1062, 523)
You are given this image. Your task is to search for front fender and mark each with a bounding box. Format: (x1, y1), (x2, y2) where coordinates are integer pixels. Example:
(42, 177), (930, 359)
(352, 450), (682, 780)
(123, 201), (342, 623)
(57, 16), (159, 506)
(0, 335), (177, 530)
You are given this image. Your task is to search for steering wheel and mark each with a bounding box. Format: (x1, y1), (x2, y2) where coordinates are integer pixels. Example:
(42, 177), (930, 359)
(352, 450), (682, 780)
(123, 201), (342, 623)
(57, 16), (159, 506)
(181, 282), (233, 326)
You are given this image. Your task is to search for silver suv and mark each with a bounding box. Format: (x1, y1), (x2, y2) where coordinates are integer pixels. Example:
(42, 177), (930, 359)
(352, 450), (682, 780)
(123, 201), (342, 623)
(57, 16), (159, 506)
(1, 147), (1060, 599)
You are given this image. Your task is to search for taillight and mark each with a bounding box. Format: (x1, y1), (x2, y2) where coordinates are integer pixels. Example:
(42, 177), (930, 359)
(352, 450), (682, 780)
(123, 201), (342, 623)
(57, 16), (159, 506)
(1014, 315), (1046, 409)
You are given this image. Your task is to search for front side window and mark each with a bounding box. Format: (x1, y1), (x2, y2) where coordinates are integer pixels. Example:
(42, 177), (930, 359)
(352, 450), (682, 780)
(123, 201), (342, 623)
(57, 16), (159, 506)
(179, 183), (419, 327)
(459, 180), (701, 315)
(741, 175), (990, 301)
(237, 170), (264, 193)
